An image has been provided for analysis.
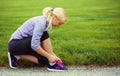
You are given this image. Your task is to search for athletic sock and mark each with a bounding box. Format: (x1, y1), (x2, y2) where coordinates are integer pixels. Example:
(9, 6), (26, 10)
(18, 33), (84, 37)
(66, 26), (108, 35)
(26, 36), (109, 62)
(14, 55), (20, 60)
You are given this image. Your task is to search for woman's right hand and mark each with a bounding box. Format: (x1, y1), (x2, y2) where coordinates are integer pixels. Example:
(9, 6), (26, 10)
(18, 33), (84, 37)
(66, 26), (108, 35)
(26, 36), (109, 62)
(48, 55), (57, 63)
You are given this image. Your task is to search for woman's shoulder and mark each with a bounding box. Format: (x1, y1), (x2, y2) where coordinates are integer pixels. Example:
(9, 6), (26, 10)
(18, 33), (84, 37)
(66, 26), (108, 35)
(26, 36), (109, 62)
(24, 16), (47, 23)
(30, 16), (47, 20)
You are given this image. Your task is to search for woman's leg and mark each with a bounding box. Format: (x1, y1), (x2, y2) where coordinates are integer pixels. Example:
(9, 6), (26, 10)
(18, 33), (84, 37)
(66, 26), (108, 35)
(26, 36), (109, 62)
(8, 31), (50, 68)
(8, 36), (48, 68)
(19, 50), (48, 65)
(19, 55), (39, 64)
(19, 37), (53, 65)
(41, 38), (62, 62)
(41, 38), (54, 55)
(40, 31), (57, 57)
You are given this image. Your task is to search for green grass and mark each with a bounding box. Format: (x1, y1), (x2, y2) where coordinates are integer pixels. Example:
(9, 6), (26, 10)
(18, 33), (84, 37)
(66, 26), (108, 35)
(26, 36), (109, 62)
(0, 0), (120, 66)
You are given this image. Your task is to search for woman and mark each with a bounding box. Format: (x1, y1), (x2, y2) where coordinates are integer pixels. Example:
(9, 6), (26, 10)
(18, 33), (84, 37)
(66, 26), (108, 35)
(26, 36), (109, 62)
(8, 7), (68, 71)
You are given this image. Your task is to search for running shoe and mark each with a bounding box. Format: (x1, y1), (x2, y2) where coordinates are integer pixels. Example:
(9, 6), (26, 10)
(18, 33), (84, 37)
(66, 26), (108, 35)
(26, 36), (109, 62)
(8, 52), (19, 69)
(47, 60), (68, 71)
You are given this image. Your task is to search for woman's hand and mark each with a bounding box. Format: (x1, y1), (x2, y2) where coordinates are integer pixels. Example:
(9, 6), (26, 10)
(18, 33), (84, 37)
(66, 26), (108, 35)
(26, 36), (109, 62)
(48, 55), (63, 63)
(51, 52), (63, 63)
(48, 55), (57, 63)
(55, 56), (63, 63)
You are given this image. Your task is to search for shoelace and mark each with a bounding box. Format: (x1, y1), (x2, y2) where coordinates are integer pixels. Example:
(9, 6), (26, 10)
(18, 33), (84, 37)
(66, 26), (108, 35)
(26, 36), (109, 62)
(57, 60), (63, 67)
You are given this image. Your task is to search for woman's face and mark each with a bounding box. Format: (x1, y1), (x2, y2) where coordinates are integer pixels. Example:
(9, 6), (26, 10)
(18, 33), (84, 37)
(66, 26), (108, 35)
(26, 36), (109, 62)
(51, 14), (64, 27)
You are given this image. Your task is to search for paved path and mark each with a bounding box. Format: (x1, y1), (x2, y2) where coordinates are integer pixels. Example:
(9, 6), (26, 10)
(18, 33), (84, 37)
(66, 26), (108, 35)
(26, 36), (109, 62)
(0, 66), (120, 76)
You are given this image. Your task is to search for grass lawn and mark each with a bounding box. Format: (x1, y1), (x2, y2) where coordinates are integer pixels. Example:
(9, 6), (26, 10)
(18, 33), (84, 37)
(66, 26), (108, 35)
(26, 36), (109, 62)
(0, 0), (120, 66)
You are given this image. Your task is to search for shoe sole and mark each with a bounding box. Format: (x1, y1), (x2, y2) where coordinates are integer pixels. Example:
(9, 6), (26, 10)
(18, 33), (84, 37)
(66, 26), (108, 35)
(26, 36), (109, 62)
(47, 68), (68, 71)
(8, 52), (17, 69)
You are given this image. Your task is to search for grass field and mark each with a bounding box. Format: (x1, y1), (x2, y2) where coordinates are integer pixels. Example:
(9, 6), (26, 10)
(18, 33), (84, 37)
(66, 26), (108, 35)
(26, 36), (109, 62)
(0, 0), (120, 66)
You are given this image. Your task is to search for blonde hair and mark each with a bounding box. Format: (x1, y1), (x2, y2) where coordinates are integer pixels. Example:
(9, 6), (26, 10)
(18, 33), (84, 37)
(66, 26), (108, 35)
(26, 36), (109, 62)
(42, 7), (67, 30)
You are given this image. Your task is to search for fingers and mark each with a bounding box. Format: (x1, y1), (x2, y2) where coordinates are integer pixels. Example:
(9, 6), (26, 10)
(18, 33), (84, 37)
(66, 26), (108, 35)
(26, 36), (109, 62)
(48, 54), (63, 63)
(55, 56), (63, 63)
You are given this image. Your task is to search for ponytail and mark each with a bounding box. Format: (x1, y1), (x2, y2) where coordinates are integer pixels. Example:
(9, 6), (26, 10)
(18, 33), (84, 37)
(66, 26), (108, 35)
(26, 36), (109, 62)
(43, 7), (53, 17)
(42, 7), (54, 30)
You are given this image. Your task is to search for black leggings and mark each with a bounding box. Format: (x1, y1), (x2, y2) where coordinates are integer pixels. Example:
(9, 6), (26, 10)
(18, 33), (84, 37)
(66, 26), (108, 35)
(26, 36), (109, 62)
(8, 31), (49, 65)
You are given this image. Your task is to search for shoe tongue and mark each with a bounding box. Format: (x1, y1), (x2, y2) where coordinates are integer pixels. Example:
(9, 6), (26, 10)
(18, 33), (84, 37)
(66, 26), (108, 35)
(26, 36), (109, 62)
(57, 60), (63, 67)
(49, 62), (56, 66)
